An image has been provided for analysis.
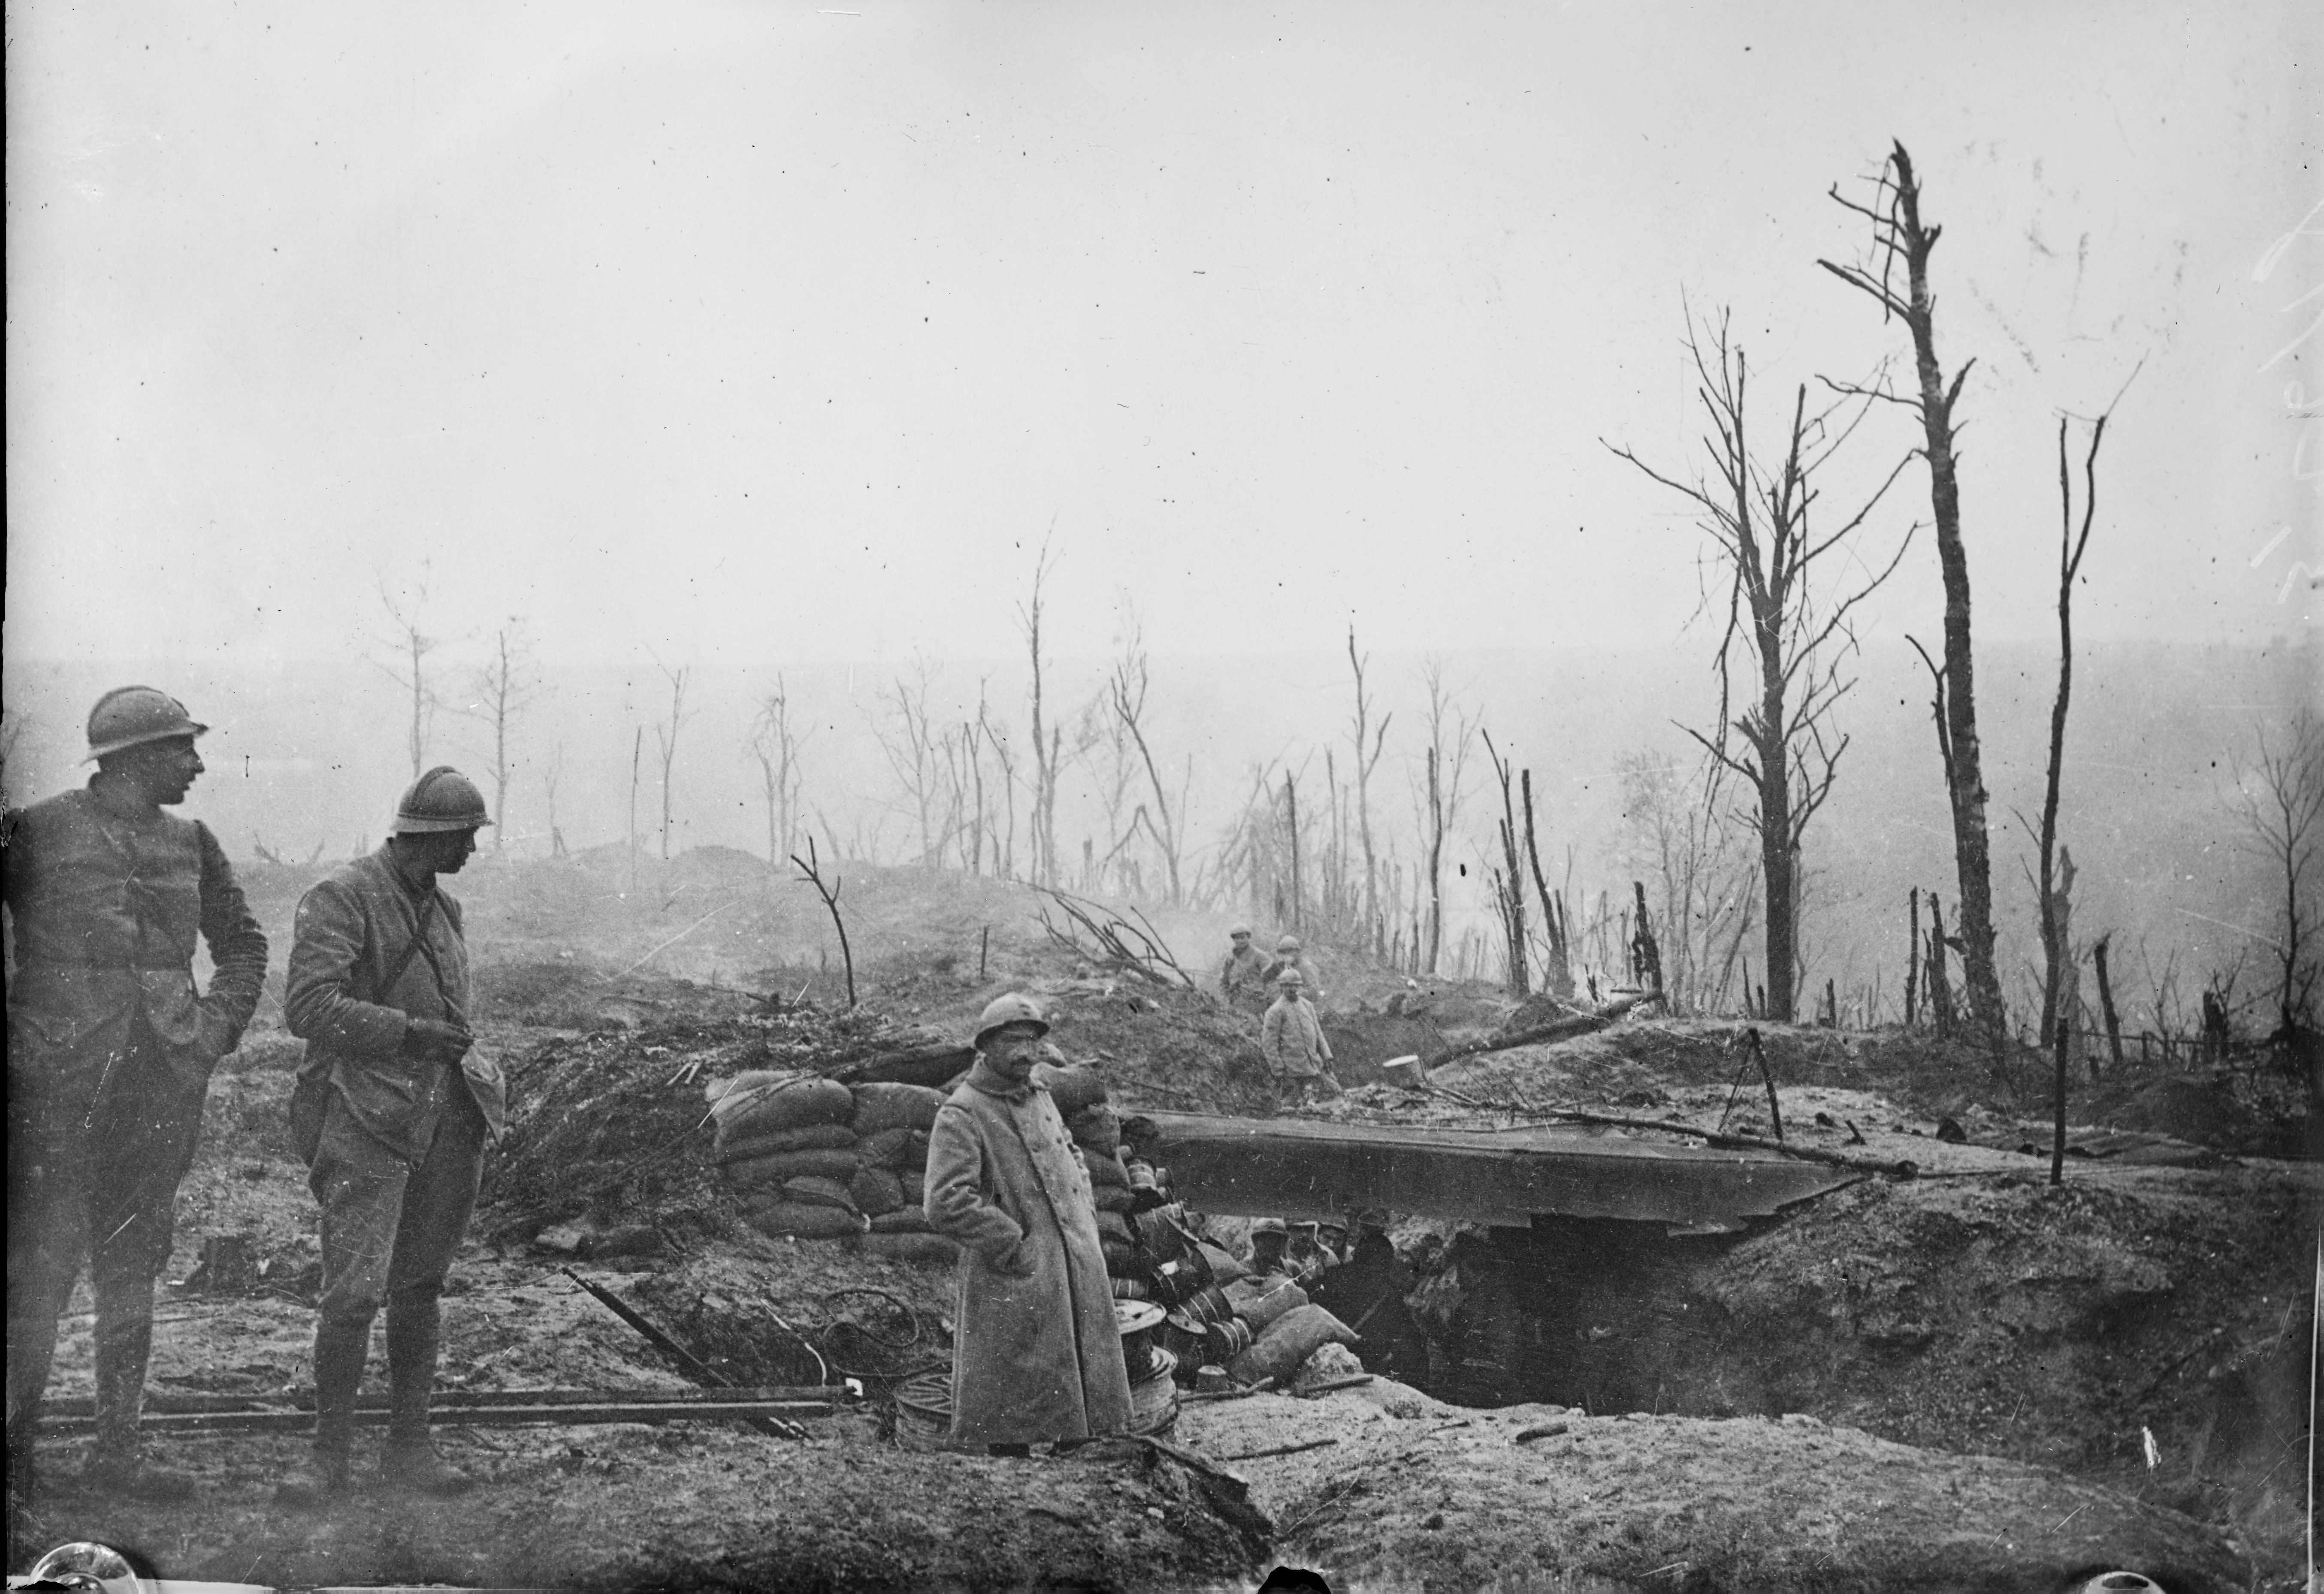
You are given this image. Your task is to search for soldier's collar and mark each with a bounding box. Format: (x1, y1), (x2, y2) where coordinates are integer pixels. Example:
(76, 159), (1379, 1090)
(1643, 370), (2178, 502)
(964, 1057), (1041, 1101)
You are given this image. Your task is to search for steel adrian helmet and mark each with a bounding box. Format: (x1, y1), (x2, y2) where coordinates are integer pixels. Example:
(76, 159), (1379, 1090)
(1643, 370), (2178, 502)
(1250, 1218), (1288, 1237)
(973, 992), (1050, 1050)
(1275, 933), (1303, 954)
(84, 686), (207, 762)
(1276, 967), (1306, 988)
(391, 766), (491, 835)
(1229, 923), (1253, 939)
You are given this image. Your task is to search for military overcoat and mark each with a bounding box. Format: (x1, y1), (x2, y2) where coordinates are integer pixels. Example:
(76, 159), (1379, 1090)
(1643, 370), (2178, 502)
(923, 1059), (1132, 1446)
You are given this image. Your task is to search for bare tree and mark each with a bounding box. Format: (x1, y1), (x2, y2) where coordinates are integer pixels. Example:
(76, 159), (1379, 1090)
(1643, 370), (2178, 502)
(1108, 609), (1188, 904)
(748, 677), (809, 866)
(372, 566), (443, 780)
(1481, 731), (1529, 996)
(1413, 658), (1475, 976)
(1347, 629), (1392, 953)
(1608, 307), (1913, 1021)
(466, 620), (544, 850)
(1615, 750), (1759, 1015)
(871, 661), (944, 867)
(1019, 531), (1064, 886)
(1819, 140), (2006, 1045)
(2233, 708), (2324, 1043)
(541, 742), (567, 858)
(979, 694), (1018, 880)
(650, 659), (693, 862)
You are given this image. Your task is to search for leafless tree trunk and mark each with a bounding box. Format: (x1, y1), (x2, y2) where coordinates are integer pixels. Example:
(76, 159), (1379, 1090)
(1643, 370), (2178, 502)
(1482, 731), (1529, 997)
(1608, 307), (1912, 1023)
(627, 726), (643, 894)
(2233, 708), (2324, 1040)
(1416, 658), (1474, 976)
(1283, 771), (1303, 935)
(542, 743), (566, 858)
(2092, 934), (2126, 1073)
(1904, 887), (1921, 1027)
(979, 695), (1018, 880)
(1020, 531), (1062, 886)
(1821, 140), (2006, 1047)
(2037, 408), (2113, 1163)
(468, 621), (542, 850)
(1107, 614), (1186, 904)
(373, 568), (442, 780)
(1519, 771), (1574, 999)
(1346, 628), (1391, 950)
(872, 662), (943, 867)
(749, 678), (808, 866)
(651, 660), (692, 862)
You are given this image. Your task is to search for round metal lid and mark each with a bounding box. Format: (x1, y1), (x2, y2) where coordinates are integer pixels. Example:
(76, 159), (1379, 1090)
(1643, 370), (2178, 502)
(1114, 1299), (1166, 1336)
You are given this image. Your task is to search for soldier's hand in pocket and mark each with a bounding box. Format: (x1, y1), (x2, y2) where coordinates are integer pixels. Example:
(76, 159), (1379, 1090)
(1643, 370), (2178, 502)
(402, 1017), (475, 1065)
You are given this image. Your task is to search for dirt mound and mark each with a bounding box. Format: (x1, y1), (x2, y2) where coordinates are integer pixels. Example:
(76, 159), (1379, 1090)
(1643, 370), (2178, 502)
(2086, 1073), (2304, 1157)
(1041, 982), (1281, 1116)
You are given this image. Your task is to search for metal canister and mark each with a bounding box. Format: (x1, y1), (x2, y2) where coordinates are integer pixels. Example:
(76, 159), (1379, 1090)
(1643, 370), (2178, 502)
(1205, 1316), (1254, 1361)
(1110, 1276), (1151, 1301)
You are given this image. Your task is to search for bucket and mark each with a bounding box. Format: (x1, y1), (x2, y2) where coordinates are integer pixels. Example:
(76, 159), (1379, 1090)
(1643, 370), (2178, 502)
(893, 1367), (958, 1452)
(1127, 1347), (1179, 1437)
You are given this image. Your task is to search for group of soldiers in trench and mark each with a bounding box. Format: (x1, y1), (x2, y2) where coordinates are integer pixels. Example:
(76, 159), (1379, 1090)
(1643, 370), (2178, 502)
(3, 685), (1401, 1511)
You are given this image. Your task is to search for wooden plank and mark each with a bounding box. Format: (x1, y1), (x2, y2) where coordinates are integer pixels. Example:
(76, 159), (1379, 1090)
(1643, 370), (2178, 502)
(42, 1400), (840, 1436)
(1142, 1111), (1856, 1227)
(37, 1384), (853, 1419)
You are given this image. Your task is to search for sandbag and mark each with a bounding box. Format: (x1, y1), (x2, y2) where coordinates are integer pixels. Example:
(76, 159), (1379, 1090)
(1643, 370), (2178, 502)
(1038, 1064), (1107, 1117)
(713, 1122), (859, 1164)
(849, 1082), (948, 1137)
(782, 1175), (861, 1213)
(857, 1126), (916, 1169)
(907, 1129), (931, 1167)
(748, 1203), (869, 1241)
(854, 1231), (961, 1266)
(868, 1207), (932, 1234)
(1227, 1277), (1309, 1335)
(1082, 1148), (1129, 1188)
(718, 1075), (857, 1141)
(1067, 1103), (1121, 1155)
(1092, 1186), (1138, 1215)
(723, 1148), (864, 1189)
(1227, 1303), (1359, 1388)
(849, 1166), (906, 1217)
(901, 1169), (926, 1207)
(1094, 1210), (1134, 1244)
(1099, 1236), (1139, 1273)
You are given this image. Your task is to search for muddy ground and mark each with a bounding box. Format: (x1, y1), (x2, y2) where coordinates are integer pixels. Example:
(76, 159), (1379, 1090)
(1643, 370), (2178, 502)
(12, 853), (2315, 1591)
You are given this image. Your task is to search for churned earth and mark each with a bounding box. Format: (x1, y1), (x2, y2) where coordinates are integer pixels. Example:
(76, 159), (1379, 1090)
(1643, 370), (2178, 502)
(11, 850), (2309, 1591)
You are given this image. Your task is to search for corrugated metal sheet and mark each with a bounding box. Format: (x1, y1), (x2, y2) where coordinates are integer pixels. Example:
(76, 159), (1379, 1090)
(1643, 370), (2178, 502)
(1143, 1111), (1858, 1230)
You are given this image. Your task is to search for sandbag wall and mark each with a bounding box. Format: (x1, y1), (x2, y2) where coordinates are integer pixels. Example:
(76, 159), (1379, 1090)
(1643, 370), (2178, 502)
(709, 1072), (949, 1242)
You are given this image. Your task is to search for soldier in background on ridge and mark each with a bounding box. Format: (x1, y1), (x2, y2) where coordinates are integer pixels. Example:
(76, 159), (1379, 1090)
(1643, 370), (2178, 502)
(5, 687), (269, 1509)
(1261, 967), (1340, 1104)
(276, 767), (506, 1504)
(1218, 923), (1271, 1007)
(1263, 932), (1320, 1004)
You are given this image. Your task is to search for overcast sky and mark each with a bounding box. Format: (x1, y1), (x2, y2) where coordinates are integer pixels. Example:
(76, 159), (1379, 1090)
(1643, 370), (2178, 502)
(6, 0), (2318, 675)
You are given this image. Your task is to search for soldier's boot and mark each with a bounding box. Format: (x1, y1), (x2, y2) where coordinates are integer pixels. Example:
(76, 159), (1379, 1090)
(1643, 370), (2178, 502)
(380, 1297), (472, 1497)
(82, 1281), (194, 1502)
(275, 1317), (365, 1507)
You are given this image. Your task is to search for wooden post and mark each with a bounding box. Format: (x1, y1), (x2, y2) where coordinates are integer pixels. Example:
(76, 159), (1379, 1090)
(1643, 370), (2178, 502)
(2092, 935), (2125, 1076)
(979, 926), (990, 982)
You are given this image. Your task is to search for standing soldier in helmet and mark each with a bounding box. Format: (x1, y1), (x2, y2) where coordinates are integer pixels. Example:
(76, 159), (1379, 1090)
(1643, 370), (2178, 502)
(922, 993), (1130, 1455)
(1218, 924), (1270, 1008)
(5, 688), (269, 1503)
(276, 768), (505, 1503)
(1262, 968), (1340, 1103)
(1263, 932), (1320, 1004)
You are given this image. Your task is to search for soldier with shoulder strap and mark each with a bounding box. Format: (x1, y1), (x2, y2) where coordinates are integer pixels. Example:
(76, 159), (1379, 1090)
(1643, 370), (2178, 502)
(277, 767), (505, 1505)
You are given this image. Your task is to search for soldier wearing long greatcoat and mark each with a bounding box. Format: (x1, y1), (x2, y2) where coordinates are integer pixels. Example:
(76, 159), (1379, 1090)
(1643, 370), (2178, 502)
(923, 994), (1132, 1452)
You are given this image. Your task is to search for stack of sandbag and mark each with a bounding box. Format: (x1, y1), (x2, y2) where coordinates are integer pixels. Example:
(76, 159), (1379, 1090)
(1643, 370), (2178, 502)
(707, 1071), (945, 1244)
(1225, 1302), (1361, 1388)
